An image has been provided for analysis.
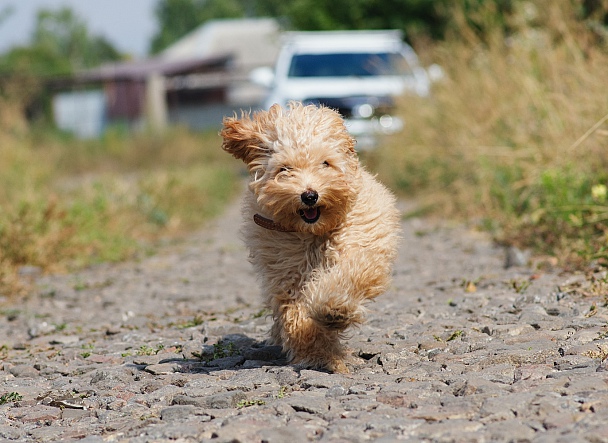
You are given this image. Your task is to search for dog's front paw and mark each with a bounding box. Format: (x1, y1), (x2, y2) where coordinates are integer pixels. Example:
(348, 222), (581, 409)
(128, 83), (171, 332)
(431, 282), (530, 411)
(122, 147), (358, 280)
(320, 309), (351, 331)
(310, 303), (363, 331)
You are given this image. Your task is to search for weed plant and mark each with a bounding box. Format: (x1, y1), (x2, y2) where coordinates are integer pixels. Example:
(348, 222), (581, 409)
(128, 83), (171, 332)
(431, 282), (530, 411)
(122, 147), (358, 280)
(373, 0), (608, 267)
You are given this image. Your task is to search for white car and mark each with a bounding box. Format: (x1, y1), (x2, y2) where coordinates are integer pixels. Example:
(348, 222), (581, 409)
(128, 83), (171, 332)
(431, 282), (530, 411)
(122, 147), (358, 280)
(250, 30), (432, 148)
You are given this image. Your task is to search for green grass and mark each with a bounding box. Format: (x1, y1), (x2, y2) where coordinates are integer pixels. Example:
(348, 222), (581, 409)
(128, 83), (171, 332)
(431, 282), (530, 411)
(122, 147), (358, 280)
(0, 392), (23, 404)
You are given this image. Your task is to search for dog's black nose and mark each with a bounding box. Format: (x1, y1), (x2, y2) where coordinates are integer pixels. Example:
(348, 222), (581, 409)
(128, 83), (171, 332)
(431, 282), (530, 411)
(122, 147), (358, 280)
(301, 190), (318, 206)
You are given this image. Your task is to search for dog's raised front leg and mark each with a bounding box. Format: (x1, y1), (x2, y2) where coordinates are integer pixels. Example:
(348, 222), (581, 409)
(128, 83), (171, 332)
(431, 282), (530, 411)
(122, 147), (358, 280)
(304, 256), (391, 332)
(270, 298), (349, 373)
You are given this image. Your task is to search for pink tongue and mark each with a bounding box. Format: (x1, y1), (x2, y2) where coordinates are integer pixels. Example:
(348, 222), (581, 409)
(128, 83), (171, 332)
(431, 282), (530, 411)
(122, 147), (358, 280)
(303, 207), (318, 220)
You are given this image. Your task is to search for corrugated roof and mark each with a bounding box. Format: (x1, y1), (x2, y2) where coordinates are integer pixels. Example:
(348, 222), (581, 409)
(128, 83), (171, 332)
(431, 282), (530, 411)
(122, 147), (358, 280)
(75, 54), (232, 82)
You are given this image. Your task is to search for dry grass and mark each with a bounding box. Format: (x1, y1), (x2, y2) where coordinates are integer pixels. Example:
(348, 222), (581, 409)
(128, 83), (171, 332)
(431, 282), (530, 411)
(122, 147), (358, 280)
(372, 0), (608, 267)
(0, 126), (240, 297)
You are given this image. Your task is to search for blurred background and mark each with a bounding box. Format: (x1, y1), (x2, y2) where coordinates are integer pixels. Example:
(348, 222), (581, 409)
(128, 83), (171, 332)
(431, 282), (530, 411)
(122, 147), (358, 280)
(0, 0), (449, 136)
(0, 0), (607, 297)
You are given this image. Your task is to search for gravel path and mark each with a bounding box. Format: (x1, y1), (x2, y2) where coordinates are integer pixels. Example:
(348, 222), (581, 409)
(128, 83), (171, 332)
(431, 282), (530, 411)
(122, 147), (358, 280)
(1, 194), (608, 442)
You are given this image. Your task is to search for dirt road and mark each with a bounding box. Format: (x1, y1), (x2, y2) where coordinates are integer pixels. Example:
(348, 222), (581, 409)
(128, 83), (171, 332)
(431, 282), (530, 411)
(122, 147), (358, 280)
(1, 195), (607, 442)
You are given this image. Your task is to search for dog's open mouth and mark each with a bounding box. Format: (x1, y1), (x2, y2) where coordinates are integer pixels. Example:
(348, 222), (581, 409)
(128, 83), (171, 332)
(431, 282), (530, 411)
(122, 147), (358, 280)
(299, 207), (321, 224)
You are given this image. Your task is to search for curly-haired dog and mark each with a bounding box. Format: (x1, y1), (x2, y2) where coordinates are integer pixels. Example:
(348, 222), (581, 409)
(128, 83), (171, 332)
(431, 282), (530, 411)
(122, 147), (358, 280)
(221, 102), (400, 373)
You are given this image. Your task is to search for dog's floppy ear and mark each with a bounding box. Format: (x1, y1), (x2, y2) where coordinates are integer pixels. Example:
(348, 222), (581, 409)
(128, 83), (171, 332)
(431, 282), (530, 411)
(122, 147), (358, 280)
(221, 106), (280, 167)
(221, 114), (261, 166)
(315, 105), (357, 156)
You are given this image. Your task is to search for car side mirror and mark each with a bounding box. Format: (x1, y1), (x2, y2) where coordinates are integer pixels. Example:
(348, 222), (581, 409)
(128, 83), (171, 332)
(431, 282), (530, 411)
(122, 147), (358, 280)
(249, 66), (275, 88)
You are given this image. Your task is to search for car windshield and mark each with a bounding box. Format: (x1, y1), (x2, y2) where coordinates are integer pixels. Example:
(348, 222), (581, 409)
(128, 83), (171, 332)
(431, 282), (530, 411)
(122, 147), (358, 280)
(288, 52), (412, 78)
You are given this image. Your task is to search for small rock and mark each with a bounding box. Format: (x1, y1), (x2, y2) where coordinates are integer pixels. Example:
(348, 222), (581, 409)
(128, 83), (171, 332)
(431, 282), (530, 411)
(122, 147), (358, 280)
(481, 324), (536, 338)
(326, 385), (347, 398)
(48, 335), (80, 345)
(206, 355), (245, 369)
(376, 391), (412, 408)
(257, 426), (309, 443)
(16, 405), (62, 422)
(90, 369), (133, 385)
(144, 362), (181, 375)
(61, 409), (91, 420)
(105, 326), (122, 336)
(505, 246), (529, 268)
(9, 365), (39, 378)
(300, 372), (350, 390)
(0, 425), (25, 440)
(28, 321), (56, 338)
(132, 355), (165, 366)
(26, 426), (64, 441)
(241, 359), (268, 369)
(173, 390), (247, 409)
(86, 354), (122, 364)
(75, 437), (105, 443)
(269, 366), (299, 386)
(160, 405), (196, 421)
(286, 396), (329, 415)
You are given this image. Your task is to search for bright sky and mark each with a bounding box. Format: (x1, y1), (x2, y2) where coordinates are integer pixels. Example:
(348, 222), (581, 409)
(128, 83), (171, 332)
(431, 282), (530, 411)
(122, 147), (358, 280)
(0, 0), (158, 58)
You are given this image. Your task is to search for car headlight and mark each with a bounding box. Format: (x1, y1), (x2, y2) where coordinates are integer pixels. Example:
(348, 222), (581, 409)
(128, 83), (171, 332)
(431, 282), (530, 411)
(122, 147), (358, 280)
(353, 103), (374, 119)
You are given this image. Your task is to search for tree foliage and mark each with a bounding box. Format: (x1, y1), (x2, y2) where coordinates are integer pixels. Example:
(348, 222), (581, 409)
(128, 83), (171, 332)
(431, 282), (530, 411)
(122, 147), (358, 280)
(272, 0), (446, 39)
(150, 0), (449, 53)
(0, 7), (123, 126)
(34, 8), (122, 71)
(150, 0), (246, 54)
(0, 7), (122, 77)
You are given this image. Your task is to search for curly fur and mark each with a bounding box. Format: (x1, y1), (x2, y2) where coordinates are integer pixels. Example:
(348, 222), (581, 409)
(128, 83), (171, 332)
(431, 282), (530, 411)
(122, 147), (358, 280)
(221, 102), (400, 373)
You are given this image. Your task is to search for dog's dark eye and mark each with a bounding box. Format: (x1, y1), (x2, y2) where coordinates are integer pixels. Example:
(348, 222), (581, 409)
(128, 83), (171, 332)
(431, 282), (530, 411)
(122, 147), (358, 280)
(322, 161), (330, 167)
(279, 166), (291, 173)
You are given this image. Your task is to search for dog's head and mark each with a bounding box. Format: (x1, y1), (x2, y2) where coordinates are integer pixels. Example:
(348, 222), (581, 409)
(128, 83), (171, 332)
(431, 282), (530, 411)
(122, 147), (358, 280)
(221, 102), (360, 235)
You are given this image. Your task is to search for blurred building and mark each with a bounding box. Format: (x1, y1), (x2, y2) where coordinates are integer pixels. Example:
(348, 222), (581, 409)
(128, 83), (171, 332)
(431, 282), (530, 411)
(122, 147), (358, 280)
(52, 18), (280, 138)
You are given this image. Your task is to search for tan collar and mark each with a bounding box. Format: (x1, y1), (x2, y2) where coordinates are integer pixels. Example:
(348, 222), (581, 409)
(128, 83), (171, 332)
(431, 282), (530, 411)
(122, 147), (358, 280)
(253, 214), (295, 232)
